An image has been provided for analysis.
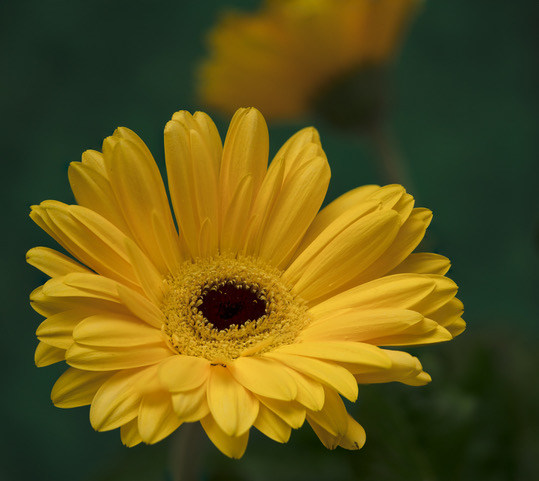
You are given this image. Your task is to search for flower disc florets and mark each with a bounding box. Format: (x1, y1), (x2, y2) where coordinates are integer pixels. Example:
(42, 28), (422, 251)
(161, 254), (310, 363)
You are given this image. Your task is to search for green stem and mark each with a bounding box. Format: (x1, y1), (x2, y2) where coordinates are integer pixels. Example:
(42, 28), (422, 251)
(169, 423), (207, 481)
(368, 123), (414, 191)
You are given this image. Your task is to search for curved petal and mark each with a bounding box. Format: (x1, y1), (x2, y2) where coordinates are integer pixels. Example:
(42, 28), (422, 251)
(388, 252), (451, 276)
(116, 283), (164, 329)
(309, 273), (436, 318)
(218, 108), (269, 250)
(308, 411), (366, 450)
(102, 130), (181, 274)
(159, 355), (210, 392)
(52, 368), (112, 408)
(286, 209), (401, 303)
(428, 297), (466, 337)
(73, 314), (165, 347)
(306, 387), (348, 438)
(338, 415), (367, 450)
(36, 309), (89, 349)
(265, 352), (358, 401)
(26, 247), (90, 278)
(66, 342), (174, 371)
(254, 403), (292, 443)
(258, 154), (330, 268)
(138, 392), (182, 444)
(294, 184), (381, 253)
(200, 414), (249, 459)
(30, 202), (149, 292)
(348, 207), (433, 286)
(90, 368), (151, 431)
(171, 384), (210, 423)
(256, 396), (306, 429)
(35, 341), (64, 367)
(121, 417), (143, 447)
(228, 356), (297, 401)
(164, 114), (220, 258)
(354, 349), (431, 386)
(408, 275), (458, 316)
(206, 365), (259, 436)
(68, 150), (133, 237)
(274, 341), (391, 369)
(284, 198), (382, 286)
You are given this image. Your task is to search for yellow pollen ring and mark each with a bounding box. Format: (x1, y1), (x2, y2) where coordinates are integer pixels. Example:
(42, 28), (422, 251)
(161, 254), (310, 363)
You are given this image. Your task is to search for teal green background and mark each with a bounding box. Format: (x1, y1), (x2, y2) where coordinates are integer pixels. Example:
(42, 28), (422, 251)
(1, 0), (538, 480)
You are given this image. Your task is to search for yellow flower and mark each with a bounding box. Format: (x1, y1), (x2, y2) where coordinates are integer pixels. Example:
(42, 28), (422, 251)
(199, 0), (420, 121)
(28, 108), (464, 458)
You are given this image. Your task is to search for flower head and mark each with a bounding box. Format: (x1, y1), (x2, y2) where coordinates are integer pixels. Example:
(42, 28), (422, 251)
(28, 108), (464, 458)
(199, 0), (421, 121)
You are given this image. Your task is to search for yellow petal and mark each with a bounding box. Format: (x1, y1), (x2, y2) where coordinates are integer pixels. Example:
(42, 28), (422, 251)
(429, 297), (466, 337)
(309, 273), (435, 318)
(90, 368), (148, 431)
(389, 252), (451, 275)
(200, 414), (249, 459)
(219, 174), (253, 251)
(206, 365), (259, 436)
(116, 283), (164, 329)
(256, 396), (306, 429)
(306, 388), (348, 438)
(338, 415), (366, 450)
(73, 314), (164, 347)
(66, 342), (173, 371)
(26, 247), (90, 277)
(241, 154), (286, 256)
(288, 209), (400, 302)
(258, 154), (330, 268)
(35, 341), (64, 367)
(300, 308), (425, 343)
(274, 341), (391, 369)
(354, 349), (430, 386)
(303, 307), (452, 346)
(295, 184), (380, 251)
(308, 412), (366, 450)
(159, 355), (210, 392)
(138, 392), (182, 444)
(104, 132), (181, 274)
(68, 153), (132, 236)
(281, 366), (325, 411)
(285, 199), (381, 285)
(121, 417), (143, 447)
(409, 275), (458, 316)
(124, 236), (167, 305)
(42, 273), (120, 303)
(31, 202), (142, 291)
(366, 320), (452, 346)
(228, 356), (297, 401)
(253, 403), (292, 443)
(265, 352), (358, 401)
(171, 384), (210, 423)
(51, 367), (112, 408)
(219, 108), (269, 227)
(36, 309), (87, 349)
(350, 207), (433, 286)
(164, 115), (220, 258)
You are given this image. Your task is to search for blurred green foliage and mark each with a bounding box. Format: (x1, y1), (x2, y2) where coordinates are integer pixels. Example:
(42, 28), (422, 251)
(1, 0), (537, 480)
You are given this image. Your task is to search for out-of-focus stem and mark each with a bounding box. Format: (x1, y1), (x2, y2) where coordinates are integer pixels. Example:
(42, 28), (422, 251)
(367, 122), (414, 191)
(169, 423), (207, 481)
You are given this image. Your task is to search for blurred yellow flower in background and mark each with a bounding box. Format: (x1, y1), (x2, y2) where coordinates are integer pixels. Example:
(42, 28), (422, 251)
(28, 107), (464, 459)
(199, 0), (421, 122)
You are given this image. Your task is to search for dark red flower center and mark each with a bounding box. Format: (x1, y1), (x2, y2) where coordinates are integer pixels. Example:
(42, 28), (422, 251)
(199, 284), (267, 330)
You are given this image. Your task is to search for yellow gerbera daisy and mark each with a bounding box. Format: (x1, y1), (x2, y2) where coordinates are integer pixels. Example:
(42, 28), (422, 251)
(28, 108), (464, 458)
(199, 0), (420, 120)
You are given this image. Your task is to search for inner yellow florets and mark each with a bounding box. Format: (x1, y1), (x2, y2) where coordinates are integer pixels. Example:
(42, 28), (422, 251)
(161, 254), (310, 363)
